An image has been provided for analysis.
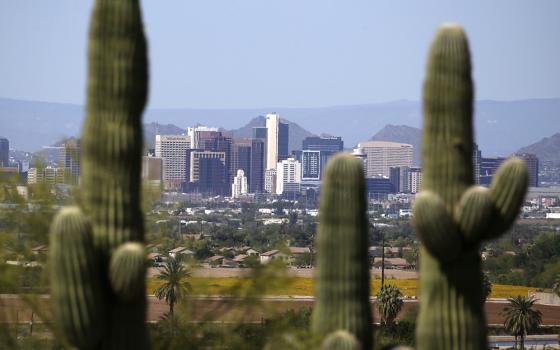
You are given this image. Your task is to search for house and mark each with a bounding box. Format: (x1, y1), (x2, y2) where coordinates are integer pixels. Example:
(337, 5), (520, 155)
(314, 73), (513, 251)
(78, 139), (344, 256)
(169, 247), (194, 259)
(207, 255), (225, 266)
(245, 248), (260, 256)
(260, 250), (288, 264)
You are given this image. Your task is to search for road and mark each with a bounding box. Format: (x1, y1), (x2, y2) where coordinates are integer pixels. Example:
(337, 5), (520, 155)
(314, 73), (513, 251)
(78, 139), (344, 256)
(2, 295), (559, 326)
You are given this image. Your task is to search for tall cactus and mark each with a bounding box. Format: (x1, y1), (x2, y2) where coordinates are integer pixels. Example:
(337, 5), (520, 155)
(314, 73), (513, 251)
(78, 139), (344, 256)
(414, 24), (528, 350)
(311, 153), (372, 350)
(49, 0), (148, 348)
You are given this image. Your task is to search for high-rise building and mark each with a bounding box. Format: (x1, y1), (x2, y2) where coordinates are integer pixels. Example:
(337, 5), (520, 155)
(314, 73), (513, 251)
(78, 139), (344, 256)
(185, 150), (227, 195)
(389, 166), (411, 193)
(231, 169), (248, 198)
(28, 166), (65, 185)
(250, 139), (265, 193)
(59, 139), (81, 184)
(155, 134), (191, 189)
(301, 136), (343, 180)
(357, 141), (413, 177)
(365, 177), (394, 199)
(479, 157), (506, 186)
(515, 153), (539, 187)
(187, 126), (219, 149)
(276, 157), (301, 195)
(278, 121), (289, 162)
(265, 113), (289, 169)
(409, 167), (422, 194)
(0, 138), (8, 168)
(252, 127), (267, 140)
(264, 169), (277, 194)
(473, 143), (481, 185)
(301, 150), (321, 180)
(231, 139), (252, 187)
(352, 147), (368, 176)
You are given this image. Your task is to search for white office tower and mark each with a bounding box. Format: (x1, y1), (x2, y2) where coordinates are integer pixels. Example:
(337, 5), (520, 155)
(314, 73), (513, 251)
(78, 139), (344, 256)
(231, 169), (248, 198)
(187, 126), (219, 149)
(155, 134), (191, 189)
(265, 113), (280, 169)
(409, 167), (423, 194)
(264, 169), (277, 193)
(356, 141), (413, 177)
(276, 157), (301, 195)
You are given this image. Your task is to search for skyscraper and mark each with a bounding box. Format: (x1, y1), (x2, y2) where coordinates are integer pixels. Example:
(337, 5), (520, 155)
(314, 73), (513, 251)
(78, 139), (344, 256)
(301, 136), (343, 180)
(231, 139), (252, 186)
(185, 149), (227, 195)
(357, 141), (413, 177)
(515, 153), (539, 187)
(187, 126), (219, 149)
(265, 113), (289, 169)
(301, 150), (321, 180)
(408, 167), (422, 194)
(250, 139), (265, 193)
(276, 157), (301, 195)
(0, 138), (9, 168)
(472, 143), (481, 185)
(479, 157), (506, 186)
(155, 134), (191, 189)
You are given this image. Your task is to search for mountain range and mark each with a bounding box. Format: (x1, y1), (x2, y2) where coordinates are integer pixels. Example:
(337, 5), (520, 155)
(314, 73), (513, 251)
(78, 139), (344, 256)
(1, 97), (559, 159)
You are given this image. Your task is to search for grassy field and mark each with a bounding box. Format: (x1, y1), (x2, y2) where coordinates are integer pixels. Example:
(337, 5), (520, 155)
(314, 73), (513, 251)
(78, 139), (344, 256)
(147, 277), (548, 298)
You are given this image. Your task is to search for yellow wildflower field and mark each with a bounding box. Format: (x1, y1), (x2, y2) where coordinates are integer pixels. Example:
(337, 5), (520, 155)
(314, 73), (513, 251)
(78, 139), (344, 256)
(147, 277), (547, 298)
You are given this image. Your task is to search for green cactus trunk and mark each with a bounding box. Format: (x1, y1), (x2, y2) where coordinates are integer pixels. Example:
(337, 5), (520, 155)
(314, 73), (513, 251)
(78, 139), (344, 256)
(311, 153), (372, 350)
(414, 24), (528, 350)
(50, 0), (148, 348)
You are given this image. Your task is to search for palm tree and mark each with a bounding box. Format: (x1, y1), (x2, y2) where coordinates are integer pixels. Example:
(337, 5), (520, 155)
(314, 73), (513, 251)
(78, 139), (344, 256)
(154, 255), (192, 314)
(553, 274), (560, 297)
(376, 284), (404, 325)
(502, 296), (542, 349)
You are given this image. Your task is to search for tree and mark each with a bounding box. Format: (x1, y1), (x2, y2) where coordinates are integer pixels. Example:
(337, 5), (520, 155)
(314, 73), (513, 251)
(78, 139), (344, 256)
(376, 284), (404, 325)
(553, 274), (560, 297)
(154, 256), (192, 314)
(502, 296), (542, 349)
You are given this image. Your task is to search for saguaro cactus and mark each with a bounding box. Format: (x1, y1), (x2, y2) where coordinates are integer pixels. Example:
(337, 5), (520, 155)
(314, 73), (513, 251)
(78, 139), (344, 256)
(311, 153), (372, 350)
(49, 0), (148, 348)
(414, 24), (528, 350)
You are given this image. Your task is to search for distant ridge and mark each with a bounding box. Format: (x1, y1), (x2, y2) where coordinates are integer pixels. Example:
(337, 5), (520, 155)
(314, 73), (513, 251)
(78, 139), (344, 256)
(2, 97), (560, 157)
(517, 132), (560, 164)
(370, 124), (422, 166)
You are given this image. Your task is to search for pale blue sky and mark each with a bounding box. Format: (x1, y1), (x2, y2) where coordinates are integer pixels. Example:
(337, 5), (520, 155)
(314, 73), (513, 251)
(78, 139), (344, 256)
(1, 1), (559, 109)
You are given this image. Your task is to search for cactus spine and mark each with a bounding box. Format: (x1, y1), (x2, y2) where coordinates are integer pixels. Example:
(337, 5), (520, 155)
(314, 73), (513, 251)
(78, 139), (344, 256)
(414, 24), (528, 350)
(49, 0), (148, 348)
(311, 153), (372, 350)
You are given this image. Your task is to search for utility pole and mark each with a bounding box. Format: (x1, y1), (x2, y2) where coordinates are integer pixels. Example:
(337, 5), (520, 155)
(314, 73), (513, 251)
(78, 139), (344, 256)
(381, 230), (385, 288)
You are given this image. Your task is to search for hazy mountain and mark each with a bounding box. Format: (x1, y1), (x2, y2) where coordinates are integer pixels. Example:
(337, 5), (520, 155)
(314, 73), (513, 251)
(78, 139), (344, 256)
(370, 124), (422, 165)
(517, 133), (560, 164)
(1, 97), (559, 158)
(229, 116), (315, 152)
(143, 122), (186, 149)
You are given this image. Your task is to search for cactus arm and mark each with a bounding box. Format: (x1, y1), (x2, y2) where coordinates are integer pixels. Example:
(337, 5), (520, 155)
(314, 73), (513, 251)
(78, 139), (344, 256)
(311, 153), (372, 350)
(485, 157), (528, 239)
(413, 191), (462, 261)
(455, 186), (493, 245)
(321, 330), (361, 350)
(50, 207), (103, 350)
(109, 242), (147, 301)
